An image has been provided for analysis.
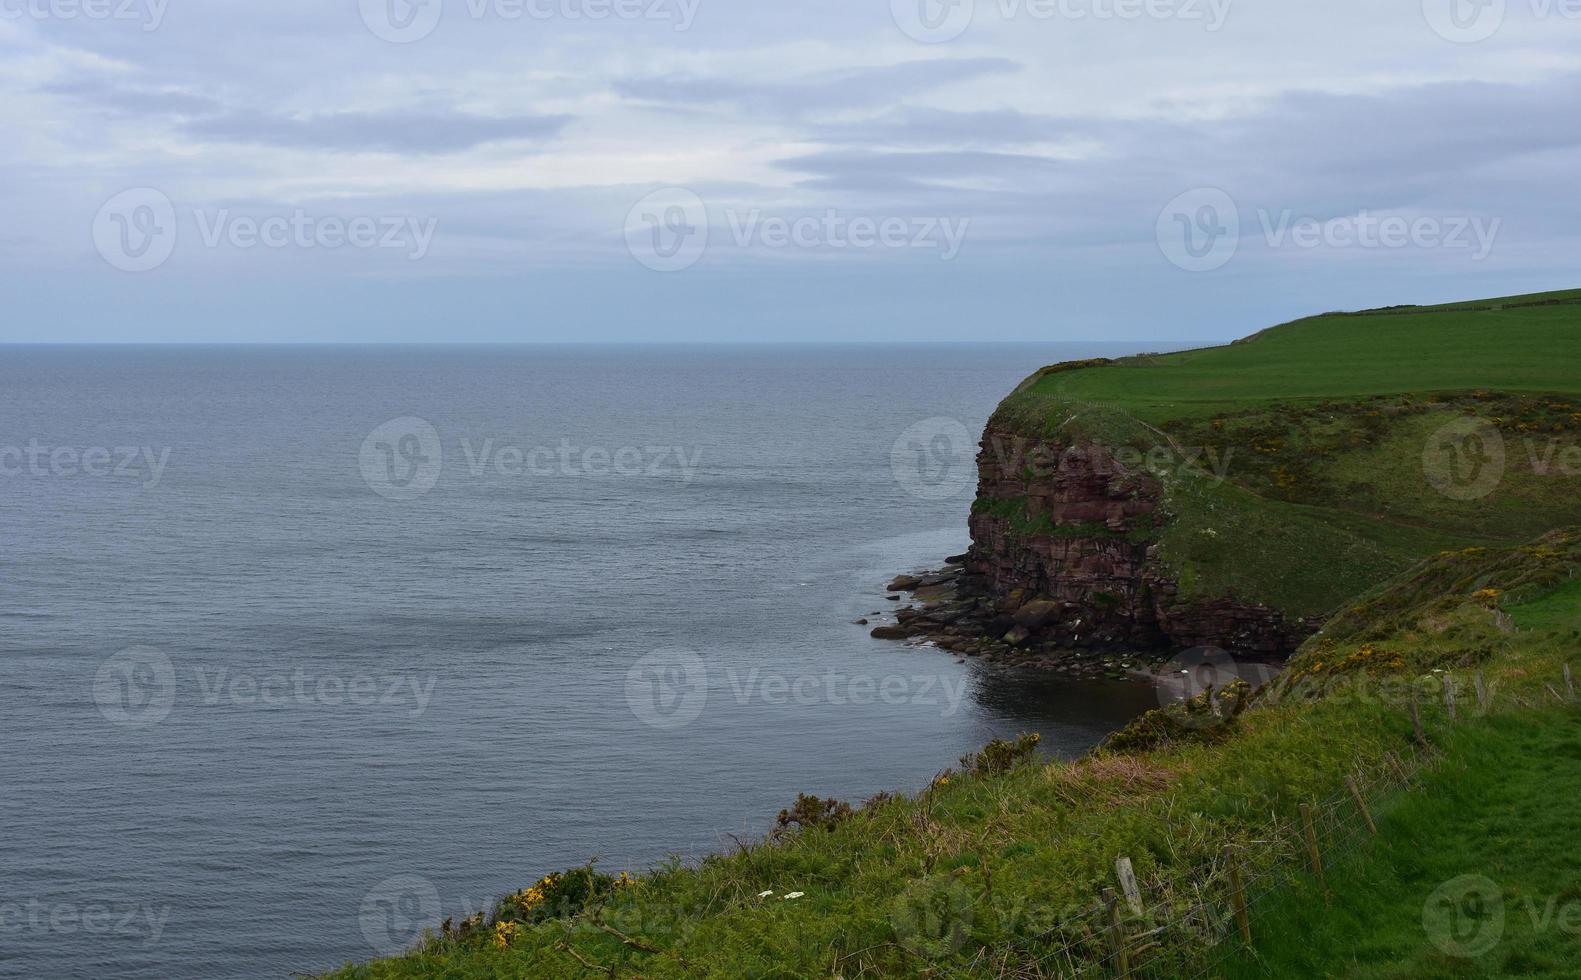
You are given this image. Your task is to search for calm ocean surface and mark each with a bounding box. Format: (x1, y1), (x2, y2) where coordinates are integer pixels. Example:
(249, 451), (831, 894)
(0, 344), (1165, 979)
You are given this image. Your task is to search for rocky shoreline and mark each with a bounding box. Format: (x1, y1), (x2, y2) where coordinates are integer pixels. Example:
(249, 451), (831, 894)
(863, 555), (1175, 680)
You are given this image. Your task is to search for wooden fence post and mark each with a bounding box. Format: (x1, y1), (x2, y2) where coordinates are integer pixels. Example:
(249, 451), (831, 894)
(1115, 856), (1144, 917)
(1408, 694), (1427, 746)
(1442, 676), (1457, 721)
(1566, 664), (1575, 701)
(1383, 750), (1408, 785)
(1346, 775), (1378, 836)
(1223, 846), (1252, 946)
(1102, 887), (1131, 979)
(1474, 671), (1490, 714)
(1299, 803), (1324, 883)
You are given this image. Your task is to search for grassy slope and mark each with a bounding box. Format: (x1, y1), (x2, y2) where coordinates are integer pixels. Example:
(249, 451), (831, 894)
(987, 290), (1581, 617)
(1222, 708), (1581, 979)
(1213, 535), (1581, 977)
(326, 533), (1581, 978)
(1508, 578), (1581, 632)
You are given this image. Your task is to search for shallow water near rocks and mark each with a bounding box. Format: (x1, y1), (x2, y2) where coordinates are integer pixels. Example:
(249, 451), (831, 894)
(2, 344), (1174, 979)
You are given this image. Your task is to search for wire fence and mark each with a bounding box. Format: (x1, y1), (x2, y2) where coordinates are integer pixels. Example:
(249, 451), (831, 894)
(966, 751), (1431, 980)
(945, 664), (1577, 980)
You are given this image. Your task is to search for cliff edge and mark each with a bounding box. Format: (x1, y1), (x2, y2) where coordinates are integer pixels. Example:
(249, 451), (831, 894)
(885, 289), (1581, 659)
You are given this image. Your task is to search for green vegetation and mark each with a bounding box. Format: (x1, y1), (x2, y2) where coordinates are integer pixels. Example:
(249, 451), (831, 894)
(1001, 290), (1581, 425)
(985, 289), (1581, 615)
(327, 531), (1581, 978)
(1507, 577), (1581, 632)
(1221, 707), (1581, 979)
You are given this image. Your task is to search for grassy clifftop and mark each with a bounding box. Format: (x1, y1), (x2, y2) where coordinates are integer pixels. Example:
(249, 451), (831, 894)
(999, 289), (1581, 426)
(984, 289), (1581, 619)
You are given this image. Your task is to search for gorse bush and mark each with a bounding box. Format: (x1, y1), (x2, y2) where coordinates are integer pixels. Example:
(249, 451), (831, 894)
(958, 732), (1041, 775)
(774, 794), (853, 835)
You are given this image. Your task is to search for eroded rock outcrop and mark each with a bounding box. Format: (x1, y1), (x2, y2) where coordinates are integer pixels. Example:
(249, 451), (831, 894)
(876, 425), (1319, 663)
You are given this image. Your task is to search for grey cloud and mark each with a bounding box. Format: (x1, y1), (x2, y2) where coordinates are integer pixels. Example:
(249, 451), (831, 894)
(807, 107), (1107, 147)
(41, 79), (222, 116)
(1239, 77), (1581, 179)
(41, 75), (573, 154)
(613, 57), (1020, 116)
(739, 71), (1581, 268)
(777, 72), (1581, 215)
(775, 148), (1069, 193)
(181, 109), (574, 154)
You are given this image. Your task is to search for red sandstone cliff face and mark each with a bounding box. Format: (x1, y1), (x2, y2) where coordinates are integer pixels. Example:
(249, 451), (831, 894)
(964, 426), (1318, 655)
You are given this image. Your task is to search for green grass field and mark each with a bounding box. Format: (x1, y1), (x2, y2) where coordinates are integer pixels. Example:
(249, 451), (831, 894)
(1003, 290), (1581, 425)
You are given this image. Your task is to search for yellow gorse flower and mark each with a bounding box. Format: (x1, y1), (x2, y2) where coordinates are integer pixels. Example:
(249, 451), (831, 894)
(492, 921), (520, 950)
(509, 873), (561, 915)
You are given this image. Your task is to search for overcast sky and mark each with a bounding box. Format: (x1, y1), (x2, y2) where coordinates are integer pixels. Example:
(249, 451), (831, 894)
(3, 0), (1577, 342)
